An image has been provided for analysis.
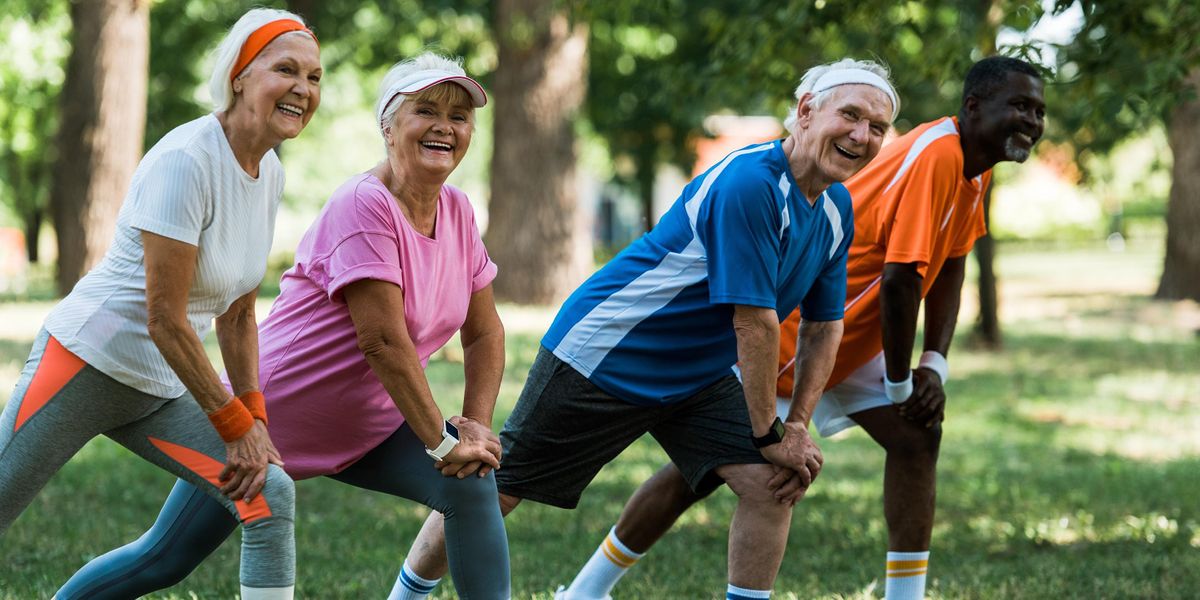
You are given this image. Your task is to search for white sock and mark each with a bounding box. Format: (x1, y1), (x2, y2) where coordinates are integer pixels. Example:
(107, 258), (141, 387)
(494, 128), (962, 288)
(563, 527), (645, 599)
(885, 550), (930, 600)
(389, 560), (441, 600)
(240, 585), (294, 600)
(726, 583), (771, 599)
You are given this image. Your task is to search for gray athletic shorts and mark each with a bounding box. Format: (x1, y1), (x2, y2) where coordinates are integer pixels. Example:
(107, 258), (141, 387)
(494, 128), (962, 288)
(496, 347), (768, 509)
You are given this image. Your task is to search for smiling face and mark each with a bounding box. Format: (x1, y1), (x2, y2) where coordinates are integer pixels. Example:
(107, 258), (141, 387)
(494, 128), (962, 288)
(230, 32), (322, 143)
(965, 72), (1046, 165)
(384, 83), (475, 182)
(792, 84), (893, 190)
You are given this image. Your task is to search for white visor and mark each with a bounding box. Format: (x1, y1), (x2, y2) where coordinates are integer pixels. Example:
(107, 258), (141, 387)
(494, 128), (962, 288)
(376, 69), (488, 127)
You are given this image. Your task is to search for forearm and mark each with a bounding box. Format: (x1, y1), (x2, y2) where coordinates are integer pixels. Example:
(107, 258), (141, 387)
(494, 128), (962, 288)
(148, 318), (233, 413)
(733, 305), (781, 436)
(879, 263), (923, 382)
(215, 292), (260, 396)
(460, 326), (504, 429)
(922, 256), (966, 356)
(788, 319), (843, 425)
(359, 334), (445, 448)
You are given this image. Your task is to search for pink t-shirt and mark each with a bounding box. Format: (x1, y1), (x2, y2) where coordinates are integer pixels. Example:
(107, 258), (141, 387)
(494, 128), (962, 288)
(251, 173), (497, 479)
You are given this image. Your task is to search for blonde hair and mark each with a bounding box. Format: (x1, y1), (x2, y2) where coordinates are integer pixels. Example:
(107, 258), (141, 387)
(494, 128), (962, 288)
(782, 58), (899, 134)
(208, 8), (309, 112)
(376, 52), (473, 135)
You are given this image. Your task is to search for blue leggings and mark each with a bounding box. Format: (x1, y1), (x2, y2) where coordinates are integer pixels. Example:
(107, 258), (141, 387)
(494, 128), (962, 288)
(57, 423), (510, 599)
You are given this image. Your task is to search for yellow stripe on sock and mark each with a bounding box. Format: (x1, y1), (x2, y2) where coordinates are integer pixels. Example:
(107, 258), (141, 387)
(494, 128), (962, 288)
(601, 538), (638, 568)
(887, 568), (928, 578)
(886, 559), (928, 570)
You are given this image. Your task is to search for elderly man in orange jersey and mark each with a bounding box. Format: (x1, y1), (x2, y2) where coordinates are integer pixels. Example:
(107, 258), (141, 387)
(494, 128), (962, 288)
(554, 56), (1045, 600)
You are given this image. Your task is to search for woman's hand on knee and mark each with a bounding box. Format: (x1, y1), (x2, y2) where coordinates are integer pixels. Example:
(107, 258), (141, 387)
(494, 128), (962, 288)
(219, 421), (279, 501)
(435, 417), (501, 477)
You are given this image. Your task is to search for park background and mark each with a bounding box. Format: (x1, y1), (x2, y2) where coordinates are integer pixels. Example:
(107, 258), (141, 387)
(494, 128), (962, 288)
(0, 0), (1197, 597)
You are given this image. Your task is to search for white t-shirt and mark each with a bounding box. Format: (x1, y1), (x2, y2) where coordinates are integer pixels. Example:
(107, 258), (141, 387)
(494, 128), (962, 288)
(45, 113), (284, 398)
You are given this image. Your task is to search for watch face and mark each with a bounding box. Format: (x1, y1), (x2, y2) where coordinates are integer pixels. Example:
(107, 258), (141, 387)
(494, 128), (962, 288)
(445, 420), (459, 439)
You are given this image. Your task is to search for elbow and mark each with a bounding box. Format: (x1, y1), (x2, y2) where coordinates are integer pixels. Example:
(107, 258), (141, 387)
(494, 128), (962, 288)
(355, 329), (390, 360)
(146, 310), (182, 347)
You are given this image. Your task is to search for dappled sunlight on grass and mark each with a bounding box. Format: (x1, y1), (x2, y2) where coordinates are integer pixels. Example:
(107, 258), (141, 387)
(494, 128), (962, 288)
(2, 242), (1198, 598)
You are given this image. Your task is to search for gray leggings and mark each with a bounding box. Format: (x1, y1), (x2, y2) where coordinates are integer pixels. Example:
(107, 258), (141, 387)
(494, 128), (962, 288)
(57, 422), (511, 599)
(0, 329), (295, 589)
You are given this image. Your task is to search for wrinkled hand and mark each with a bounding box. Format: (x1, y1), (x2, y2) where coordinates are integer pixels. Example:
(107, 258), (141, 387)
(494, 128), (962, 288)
(220, 421), (281, 501)
(434, 416), (501, 478)
(898, 367), (946, 428)
(760, 422), (824, 505)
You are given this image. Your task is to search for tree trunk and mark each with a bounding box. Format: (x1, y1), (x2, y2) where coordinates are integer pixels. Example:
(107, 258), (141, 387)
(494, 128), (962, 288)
(1156, 68), (1200, 302)
(484, 0), (590, 304)
(24, 209), (42, 263)
(50, 0), (149, 295)
(969, 0), (1004, 348)
(974, 185), (1002, 348)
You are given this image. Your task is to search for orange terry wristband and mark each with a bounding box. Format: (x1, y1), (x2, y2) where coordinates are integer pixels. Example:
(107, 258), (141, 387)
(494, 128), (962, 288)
(208, 398), (254, 442)
(239, 390), (268, 425)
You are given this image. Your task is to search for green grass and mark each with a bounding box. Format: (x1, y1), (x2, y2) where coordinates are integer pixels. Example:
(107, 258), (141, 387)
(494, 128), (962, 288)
(1, 241), (1198, 598)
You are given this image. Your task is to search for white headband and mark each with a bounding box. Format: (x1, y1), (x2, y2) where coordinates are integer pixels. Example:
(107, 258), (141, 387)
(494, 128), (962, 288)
(376, 68), (488, 129)
(811, 69), (899, 120)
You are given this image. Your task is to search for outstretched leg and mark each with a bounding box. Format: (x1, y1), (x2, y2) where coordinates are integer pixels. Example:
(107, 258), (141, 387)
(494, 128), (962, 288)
(56, 480), (237, 599)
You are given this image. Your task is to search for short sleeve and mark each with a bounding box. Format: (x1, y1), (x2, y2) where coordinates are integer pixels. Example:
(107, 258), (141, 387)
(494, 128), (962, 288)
(698, 171), (781, 308)
(801, 210), (853, 321)
(883, 146), (959, 277)
(128, 150), (207, 246)
(949, 175), (991, 257)
(308, 182), (405, 303)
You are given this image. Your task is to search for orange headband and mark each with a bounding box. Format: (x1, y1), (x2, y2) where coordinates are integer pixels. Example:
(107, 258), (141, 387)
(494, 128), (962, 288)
(230, 19), (317, 82)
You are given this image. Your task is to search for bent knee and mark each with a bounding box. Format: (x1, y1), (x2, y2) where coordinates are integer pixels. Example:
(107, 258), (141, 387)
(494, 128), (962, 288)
(713, 463), (779, 503)
(881, 423), (942, 458)
(436, 472), (501, 515)
(253, 465), (295, 521)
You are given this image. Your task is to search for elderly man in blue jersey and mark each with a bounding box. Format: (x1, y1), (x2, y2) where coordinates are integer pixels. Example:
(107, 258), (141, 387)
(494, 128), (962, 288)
(392, 58), (899, 600)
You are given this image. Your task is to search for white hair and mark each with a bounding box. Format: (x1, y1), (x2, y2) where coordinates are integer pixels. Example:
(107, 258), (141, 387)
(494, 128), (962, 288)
(208, 8), (308, 112)
(376, 52), (470, 137)
(782, 58), (899, 134)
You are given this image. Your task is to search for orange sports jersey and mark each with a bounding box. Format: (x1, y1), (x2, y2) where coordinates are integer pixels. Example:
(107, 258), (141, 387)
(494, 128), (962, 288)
(777, 117), (990, 398)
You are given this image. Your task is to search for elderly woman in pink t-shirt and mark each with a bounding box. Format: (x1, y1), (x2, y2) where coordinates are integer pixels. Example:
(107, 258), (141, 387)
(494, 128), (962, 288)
(59, 52), (511, 600)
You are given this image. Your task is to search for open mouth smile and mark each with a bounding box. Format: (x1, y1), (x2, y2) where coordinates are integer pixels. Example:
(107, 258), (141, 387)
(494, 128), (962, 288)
(420, 141), (453, 152)
(276, 103), (304, 118)
(834, 143), (861, 160)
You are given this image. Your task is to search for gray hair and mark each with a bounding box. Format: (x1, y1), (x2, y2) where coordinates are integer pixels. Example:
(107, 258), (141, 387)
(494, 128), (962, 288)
(208, 8), (309, 112)
(376, 52), (471, 137)
(782, 58), (899, 134)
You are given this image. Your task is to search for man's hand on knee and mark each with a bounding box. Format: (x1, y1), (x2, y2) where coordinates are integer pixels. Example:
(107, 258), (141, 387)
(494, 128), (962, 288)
(759, 422), (823, 504)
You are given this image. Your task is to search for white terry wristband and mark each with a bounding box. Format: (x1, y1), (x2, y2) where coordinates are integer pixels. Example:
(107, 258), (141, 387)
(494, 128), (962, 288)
(884, 373), (913, 404)
(918, 350), (949, 384)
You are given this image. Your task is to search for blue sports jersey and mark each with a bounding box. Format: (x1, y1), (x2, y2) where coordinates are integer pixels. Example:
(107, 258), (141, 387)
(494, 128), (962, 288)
(543, 141), (853, 405)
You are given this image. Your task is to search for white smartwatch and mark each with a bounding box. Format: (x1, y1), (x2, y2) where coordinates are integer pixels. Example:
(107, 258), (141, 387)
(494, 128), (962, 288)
(425, 420), (460, 461)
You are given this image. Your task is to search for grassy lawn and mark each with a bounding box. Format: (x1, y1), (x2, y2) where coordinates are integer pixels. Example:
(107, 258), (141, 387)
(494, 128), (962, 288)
(1, 241), (1197, 599)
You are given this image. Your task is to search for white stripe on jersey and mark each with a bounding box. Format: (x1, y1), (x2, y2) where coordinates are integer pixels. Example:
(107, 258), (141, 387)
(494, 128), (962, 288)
(882, 118), (958, 195)
(554, 143), (776, 376)
(820, 191), (843, 259)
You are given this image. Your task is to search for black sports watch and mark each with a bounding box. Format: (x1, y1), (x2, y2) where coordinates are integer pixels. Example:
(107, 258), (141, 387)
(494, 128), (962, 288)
(751, 417), (786, 448)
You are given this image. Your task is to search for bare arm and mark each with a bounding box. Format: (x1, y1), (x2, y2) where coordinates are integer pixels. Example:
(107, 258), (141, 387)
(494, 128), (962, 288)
(904, 255), (967, 426)
(787, 319), (843, 426)
(214, 287), (260, 397)
(143, 231), (275, 501)
(879, 262), (923, 384)
(143, 231), (236, 413)
(922, 255), (965, 357)
(733, 304), (781, 437)
(342, 279), (500, 471)
(459, 285), (504, 429)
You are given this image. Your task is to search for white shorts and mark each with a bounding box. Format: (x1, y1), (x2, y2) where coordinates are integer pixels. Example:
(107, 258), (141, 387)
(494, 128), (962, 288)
(778, 352), (891, 438)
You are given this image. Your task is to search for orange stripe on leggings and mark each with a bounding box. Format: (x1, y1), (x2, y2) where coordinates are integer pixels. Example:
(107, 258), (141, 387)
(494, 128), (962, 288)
(148, 436), (273, 523)
(14, 336), (85, 432)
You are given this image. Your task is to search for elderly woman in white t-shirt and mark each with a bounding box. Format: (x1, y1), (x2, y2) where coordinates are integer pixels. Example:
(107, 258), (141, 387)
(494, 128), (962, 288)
(0, 8), (319, 599)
